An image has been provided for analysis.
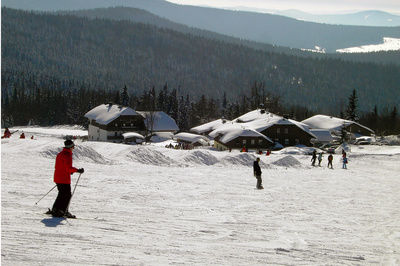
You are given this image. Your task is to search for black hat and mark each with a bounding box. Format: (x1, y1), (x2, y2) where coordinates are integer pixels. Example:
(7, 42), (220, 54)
(64, 139), (75, 148)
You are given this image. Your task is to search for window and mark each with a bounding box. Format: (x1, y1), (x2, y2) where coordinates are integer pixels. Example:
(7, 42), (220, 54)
(251, 140), (255, 145)
(277, 128), (280, 134)
(295, 139), (300, 144)
(243, 139), (247, 145)
(258, 139), (263, 144)
(115, 132), (118, 137)
(284, 128), (289, 134)
(285, 139), (289, 145)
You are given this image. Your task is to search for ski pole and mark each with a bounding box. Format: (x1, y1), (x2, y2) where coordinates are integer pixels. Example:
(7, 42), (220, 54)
(66, 173), (82, 213)
(34, 184), (57, 205)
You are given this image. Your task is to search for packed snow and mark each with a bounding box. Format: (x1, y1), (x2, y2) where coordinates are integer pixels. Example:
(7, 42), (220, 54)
(2, 126), (400, 265)
(336, 37), (400, 53)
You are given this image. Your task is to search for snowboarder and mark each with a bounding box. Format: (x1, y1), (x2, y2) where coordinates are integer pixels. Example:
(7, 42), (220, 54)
(2, 127), (11, 138)
(50, 140), (84, 218)
(318, 152), (323, 166)
(311, 150), (317, 166)
(253, 157), (263, 189)
(327, 154), (333, 169)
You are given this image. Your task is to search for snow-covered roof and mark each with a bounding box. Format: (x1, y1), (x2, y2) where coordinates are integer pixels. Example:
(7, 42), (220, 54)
(137, 111), (179, 132)
(190, 119), (229, 134)
(84, 104), (140, 125)
(209, 123), (273, 144)
(302, 115), (374, 133)
(122, 132), (144, 139)
(174, 132), (209, 145)
(234, 109), (316, 138)
(234, 109), (280, 123)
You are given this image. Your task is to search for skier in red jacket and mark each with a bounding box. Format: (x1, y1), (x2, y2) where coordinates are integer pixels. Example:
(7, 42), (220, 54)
(50, 140), (84, 218)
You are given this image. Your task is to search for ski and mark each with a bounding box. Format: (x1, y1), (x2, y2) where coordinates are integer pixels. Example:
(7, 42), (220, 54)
(44, 209), (102, 221)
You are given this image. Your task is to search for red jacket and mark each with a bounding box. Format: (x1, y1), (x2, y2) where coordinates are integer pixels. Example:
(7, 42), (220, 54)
(54, 148), (78, 184)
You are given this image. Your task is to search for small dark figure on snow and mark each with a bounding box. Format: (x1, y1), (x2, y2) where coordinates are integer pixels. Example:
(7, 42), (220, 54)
(2, 127), (11, 138)
(20, 132), (25, 139)
(311, 150), (317, 166)
(327, 154), (333, 169)
(50, 140), (84, 218)
(342, 154), (348, 169)
(318, 152), (323, 166)
(253, 157), (263, 189)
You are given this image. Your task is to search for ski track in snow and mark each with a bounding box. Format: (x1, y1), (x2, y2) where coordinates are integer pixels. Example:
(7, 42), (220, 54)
(1, 128), (400, 265)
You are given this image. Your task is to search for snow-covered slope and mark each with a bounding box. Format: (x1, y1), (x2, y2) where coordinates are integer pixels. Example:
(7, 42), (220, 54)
(336, 37), (400, 53)
(2, 126), (400, 265)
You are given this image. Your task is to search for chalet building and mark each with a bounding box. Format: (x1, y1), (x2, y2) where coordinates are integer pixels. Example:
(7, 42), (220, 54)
(191, 109), (317, 149)
(84, 104), (146, 142)
(302, 115), (374, 138)
(209, 123), (273, 151)
(235, 109), (317, 147)
(84, 104), (179, 143)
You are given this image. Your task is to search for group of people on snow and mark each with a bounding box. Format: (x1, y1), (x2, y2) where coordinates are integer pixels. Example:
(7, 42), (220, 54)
(311, 149), (348, 169)
(2, 128), (34, 139)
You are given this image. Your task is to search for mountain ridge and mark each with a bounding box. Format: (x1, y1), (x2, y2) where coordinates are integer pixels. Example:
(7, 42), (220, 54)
(2, 0), (400, 52)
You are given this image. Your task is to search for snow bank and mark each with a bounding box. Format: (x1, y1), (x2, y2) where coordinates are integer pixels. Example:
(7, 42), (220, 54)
(219, 152), (267, 167)
(127, 146), (179, 166)
(182, 150), (218, 166)
(41, 145), (111, 164)
(272, 155), (302, 168)
(275, 146), (317, 155)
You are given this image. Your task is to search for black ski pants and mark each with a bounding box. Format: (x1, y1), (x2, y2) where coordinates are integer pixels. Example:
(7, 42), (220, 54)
(52, 184), (71, 212)
(256, 174), (263, 189)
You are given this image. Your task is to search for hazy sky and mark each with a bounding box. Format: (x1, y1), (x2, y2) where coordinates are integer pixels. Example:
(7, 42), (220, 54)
(166, 0), (400, 14)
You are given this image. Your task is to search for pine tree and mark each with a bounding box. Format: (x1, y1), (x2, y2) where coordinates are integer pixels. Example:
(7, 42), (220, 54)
(346, 89), (358, 122)
(121, 85), (130, 106)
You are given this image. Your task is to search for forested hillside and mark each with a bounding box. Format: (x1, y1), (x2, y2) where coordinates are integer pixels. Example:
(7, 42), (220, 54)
(63, 7), (400, 66)
(2, 8), (400, 127)
(2, 0), (400, 52)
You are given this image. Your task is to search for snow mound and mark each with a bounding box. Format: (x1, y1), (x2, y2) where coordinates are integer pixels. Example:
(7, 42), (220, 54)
(182, 150), (219, 166)
(219, 153), (264, 167)
(41, 145), (111, 164)
(276, 146), (317, 155)
(128, 147), (178, 166)
(272, 155), (302, 168)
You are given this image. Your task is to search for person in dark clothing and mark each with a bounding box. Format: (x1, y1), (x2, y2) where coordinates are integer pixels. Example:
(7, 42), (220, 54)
(253, 157), (263, 189)
(327, 154), (333, 169)
(311, 150), (317, 166)
(50, 140), (84, 218)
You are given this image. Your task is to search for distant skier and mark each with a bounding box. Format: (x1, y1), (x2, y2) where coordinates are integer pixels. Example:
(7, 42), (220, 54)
(318, 152), (323, 166)
(311, 150), (317, 166)
(2, 127), (11, 138)
(327, 154), (333, 169)
(20, 132), (25, 139)
(342, 154), (348, 169)
(253, 157), (263, 189)
(50, 140), (84, 218)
